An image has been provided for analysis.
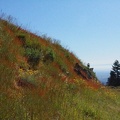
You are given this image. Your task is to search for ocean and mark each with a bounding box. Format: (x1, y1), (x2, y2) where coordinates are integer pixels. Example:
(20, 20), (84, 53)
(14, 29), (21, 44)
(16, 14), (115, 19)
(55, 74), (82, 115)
(95, 70), (110, 85)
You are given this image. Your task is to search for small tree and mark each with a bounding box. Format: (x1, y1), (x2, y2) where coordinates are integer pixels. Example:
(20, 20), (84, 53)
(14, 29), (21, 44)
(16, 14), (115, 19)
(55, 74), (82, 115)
(107, 60), (120, 86)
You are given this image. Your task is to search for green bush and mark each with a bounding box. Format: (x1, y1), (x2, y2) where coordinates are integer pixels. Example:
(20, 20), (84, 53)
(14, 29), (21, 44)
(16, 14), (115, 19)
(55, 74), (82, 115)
(24, 38), (40, 49)
(43, 48), (55, 63)
(22, 37), (42, 68)
(25, 47), (41, 68)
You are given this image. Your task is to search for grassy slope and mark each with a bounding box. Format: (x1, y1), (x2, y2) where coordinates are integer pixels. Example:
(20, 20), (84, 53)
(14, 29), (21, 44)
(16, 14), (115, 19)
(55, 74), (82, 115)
(0, 19), (120, 120)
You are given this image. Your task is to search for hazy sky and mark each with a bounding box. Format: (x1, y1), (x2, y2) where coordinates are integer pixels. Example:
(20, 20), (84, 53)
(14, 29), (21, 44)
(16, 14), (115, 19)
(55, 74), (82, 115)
(0, 0), (120, 71)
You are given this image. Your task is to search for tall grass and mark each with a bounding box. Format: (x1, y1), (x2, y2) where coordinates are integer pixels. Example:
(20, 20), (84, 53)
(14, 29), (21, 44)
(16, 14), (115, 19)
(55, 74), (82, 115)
(0, 22), (17, 86)
(0, 77), (120, 120)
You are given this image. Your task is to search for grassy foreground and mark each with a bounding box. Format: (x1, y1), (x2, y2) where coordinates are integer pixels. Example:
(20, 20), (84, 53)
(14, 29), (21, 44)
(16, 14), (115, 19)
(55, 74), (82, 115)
(0, 81), (120, 120)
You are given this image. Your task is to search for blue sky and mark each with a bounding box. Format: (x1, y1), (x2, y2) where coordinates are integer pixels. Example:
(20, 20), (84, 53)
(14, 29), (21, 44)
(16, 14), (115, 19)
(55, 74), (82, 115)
(0, 0), (120, 71)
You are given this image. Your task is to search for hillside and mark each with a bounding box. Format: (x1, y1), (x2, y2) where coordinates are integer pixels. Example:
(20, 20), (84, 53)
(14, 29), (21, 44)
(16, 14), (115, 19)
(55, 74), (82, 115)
(0, 18), (120, 120)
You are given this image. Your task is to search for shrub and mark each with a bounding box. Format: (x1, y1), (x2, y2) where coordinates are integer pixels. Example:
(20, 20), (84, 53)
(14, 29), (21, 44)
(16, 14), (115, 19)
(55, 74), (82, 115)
(43, 48), (55, 63)
(22, 37), (42, 68)
(25, 47), (41, 68)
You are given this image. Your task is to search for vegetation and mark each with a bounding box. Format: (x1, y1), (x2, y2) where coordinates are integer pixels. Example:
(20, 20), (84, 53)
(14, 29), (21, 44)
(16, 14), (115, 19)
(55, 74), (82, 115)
(0, 16), (120, 120)
(107, 60), (120, 86)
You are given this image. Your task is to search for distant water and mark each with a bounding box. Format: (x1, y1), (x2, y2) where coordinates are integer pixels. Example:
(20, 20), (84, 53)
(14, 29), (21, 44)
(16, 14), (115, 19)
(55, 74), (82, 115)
(95, 70), (110, 85)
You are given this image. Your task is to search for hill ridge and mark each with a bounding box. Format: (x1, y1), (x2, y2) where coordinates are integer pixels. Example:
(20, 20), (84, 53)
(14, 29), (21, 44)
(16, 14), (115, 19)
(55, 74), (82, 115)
(0, 18), (120, 120)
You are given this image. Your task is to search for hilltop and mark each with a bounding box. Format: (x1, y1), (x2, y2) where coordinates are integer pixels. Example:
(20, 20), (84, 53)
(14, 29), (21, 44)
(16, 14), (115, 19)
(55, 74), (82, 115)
(0, 17), (120, 120)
